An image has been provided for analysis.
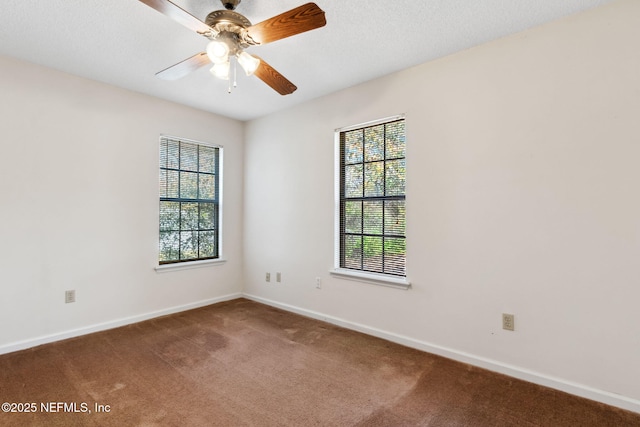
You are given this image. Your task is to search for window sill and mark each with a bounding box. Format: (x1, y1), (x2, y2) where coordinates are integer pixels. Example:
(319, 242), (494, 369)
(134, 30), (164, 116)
(330, 268), (410, 290)
(155, 259), (227, 273)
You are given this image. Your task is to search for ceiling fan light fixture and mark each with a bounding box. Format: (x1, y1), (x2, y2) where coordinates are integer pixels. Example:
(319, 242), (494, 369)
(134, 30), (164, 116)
(237, 51), (260, 76)
(206, 40), (230, 64)
(210, 61), (230, 80)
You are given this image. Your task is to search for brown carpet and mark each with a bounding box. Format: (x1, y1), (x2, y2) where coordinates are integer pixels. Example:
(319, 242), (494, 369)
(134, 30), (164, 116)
(0, 298), (638, 426)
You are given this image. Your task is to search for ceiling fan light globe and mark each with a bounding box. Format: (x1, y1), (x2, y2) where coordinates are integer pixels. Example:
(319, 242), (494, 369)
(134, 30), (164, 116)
(206, 41), (230, 64)
(237, 51), (260, 76)
(210, 61), (230, 80)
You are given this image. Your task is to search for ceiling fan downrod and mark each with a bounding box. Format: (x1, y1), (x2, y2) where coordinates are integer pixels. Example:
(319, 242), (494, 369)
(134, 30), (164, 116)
(221, 0), (241, 10)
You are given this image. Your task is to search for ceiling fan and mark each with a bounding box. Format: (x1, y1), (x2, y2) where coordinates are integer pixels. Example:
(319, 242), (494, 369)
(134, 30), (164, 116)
(138, 0), (326, 95)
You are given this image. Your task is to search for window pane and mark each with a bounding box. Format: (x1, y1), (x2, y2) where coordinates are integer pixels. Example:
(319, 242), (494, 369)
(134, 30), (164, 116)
(385, 159), (406, 196)
(363, 201), (383, 235)
(344, 235), (362, 269)
(384, 200), (406, 235)
(199, 203), (215, 230)
(160, 139), (168, 168)
(159, 169), (167, 198)
(180, 231), (198, 260)
(364, 161), (384, 197)
(180, 171), (198, 199)
(180, 202), (199, 230)
(166, 170), (179, 198)
(166, 139), (179, 169)
(362, 236), (383, 273)
(199, 231), (216, 258)
(160, 201), (180, 231)
(180, 142), (198, 172)
(344, 130), (363, 164)
(199, 146), (216, 173)
(386, 121), (405, 159)
(345, 164), (363, 198)
(384, 238), (406, 276)
(364, 125), (384, 162)
(199, 174), (215, 200)
(344, 201), (362, 234)
(159, 231), (179, 262)
(384, 237), (406, 256)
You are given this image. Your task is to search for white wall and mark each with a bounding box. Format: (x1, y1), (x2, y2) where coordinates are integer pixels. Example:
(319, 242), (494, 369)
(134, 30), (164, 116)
(1, 0), (638, 414)
(0, 56), (244, 352)
(243, 0), (640, 411)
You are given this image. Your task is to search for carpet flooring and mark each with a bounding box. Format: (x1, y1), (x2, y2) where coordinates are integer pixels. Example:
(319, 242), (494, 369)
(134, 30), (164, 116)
(1, 298), (639, 426)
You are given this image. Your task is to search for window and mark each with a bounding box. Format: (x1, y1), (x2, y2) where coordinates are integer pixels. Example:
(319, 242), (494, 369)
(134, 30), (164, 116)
(158, 136), (221, 265)
(335, 116), (406, 284)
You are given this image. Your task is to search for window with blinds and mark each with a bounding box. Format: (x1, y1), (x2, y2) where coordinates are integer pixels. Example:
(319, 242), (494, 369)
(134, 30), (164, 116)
(339, 117), (406, 277)
(159, 137), (220, 264)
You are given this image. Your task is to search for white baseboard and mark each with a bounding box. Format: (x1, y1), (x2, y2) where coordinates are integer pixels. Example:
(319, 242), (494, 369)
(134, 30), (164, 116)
(0, 292), (242, 356)
(242, 293), (640, 415)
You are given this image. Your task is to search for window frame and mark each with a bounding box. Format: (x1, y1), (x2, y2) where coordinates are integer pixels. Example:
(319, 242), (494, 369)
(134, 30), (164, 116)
(331, 115), (410, 289)
(155, 135), (225, 272)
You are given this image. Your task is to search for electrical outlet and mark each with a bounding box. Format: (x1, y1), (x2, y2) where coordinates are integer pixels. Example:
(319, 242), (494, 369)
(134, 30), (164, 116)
(266, 272), (271, 282)
(276, 272), (281, 282)
(65, 290), (76, 304)
(315, 277), (321, 289)
(502, 313), (515, 331)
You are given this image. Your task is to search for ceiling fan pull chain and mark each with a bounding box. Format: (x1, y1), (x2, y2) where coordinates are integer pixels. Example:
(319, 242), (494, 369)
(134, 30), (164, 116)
(233, 57), (238, 88)
(227, 57), (237, 94)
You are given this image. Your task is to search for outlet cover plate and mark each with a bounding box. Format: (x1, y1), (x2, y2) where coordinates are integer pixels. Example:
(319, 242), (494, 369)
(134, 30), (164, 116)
(502, 313), (514, 331)
(65, 290), (76, 304)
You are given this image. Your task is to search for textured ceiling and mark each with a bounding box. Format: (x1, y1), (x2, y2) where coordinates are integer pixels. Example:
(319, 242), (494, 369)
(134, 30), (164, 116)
(0, 0), (614, 121)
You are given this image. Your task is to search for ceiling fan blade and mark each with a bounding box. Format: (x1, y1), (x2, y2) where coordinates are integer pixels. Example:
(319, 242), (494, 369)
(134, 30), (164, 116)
(246, 2), (326, 45)
(156, 52), (210, 80)
(138, 0), (213, 34)
(252, 56), (297, 95)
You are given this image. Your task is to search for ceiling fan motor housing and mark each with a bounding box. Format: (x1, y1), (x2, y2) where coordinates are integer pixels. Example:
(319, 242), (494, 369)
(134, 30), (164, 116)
(206, 10), (251, 29)
(205, 9), (256, 46)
